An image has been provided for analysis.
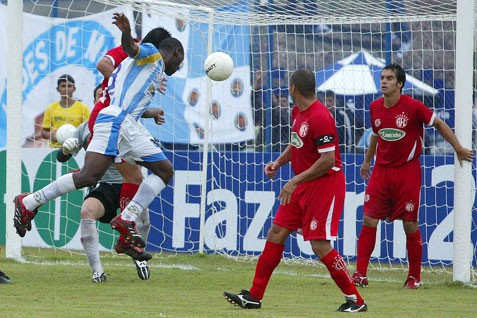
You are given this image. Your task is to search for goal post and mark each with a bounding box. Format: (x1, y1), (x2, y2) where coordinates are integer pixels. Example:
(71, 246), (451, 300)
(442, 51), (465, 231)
(5, 0), (23, 261)
(1, 0), (476, 285)
(453, 0), (475, 284)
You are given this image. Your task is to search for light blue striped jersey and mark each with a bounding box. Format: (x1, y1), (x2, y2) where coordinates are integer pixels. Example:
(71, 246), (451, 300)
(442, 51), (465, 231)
(108, 43), (165, 121)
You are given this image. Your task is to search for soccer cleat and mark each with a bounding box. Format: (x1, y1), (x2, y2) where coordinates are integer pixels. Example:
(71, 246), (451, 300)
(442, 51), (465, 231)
(336, 299), (368, 313)
(13, 193), (38, 237)
(91, 272), (106, 283)
(403, 276), (421, 289)
(115, 240), (152, 262)
(0, 271), (11, 284)
(223, 289), (262, 309)
(110, 215), (145, 248)
(351, 271), (369, 287)
(134, 260), (150, 280)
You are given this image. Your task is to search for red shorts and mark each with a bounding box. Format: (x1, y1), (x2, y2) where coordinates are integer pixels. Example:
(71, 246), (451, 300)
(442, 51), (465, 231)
(363, 159), (421, 222)
(273, 171), (345, 241)
(88, 100), (108, 136)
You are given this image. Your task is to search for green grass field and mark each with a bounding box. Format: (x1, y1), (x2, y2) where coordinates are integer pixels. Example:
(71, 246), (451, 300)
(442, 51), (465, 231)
(0, 248), (475, 318)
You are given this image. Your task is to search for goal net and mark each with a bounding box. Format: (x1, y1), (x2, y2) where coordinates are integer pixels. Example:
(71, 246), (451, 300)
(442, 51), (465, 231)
(1, 0), (475, 284)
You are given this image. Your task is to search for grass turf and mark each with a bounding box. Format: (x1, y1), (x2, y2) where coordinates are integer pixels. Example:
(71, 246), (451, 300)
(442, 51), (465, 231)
(0, 248), (475, 318)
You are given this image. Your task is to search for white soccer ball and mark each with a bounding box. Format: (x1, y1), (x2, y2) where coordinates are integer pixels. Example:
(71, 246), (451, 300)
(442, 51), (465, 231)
(204, 52), (234, 81)
(55, 124), (77, 145)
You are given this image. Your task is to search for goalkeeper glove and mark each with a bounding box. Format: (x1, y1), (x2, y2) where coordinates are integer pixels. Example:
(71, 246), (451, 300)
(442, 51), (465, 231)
(62, 138), (80, 156)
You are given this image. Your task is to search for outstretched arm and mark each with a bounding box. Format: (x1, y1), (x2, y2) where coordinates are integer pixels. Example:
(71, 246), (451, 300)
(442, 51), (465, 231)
(433, 117), (473, 166)
(112, 12), (139, 57)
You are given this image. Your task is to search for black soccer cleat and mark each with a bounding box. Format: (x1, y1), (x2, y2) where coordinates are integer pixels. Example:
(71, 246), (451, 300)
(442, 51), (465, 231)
(336, 299), (368, 313)
(115, 240), (152, 262)
(223, 289), (262, 309)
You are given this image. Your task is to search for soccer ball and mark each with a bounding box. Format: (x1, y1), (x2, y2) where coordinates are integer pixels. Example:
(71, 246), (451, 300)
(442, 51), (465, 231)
(204, 52), (234, 81)
(55, 124), (77, 145)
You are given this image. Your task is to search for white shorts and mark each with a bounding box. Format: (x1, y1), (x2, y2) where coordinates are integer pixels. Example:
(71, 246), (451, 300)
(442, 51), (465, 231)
(87, 105), (167, 163)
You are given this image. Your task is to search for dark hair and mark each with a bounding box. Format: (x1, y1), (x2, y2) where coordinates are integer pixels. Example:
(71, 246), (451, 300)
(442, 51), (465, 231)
(57, 74), (75, 86)
(159, 37), (184, 55)
(93, 84), (102, 100)
(383, 63), (406, 91)
(142, 27), (172, 49)
(324, 90), (335, 99)
(289, 69), (316, 98)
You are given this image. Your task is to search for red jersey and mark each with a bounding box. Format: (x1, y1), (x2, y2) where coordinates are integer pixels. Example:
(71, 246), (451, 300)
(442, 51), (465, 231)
(370, 94), (435, 166)
(290, 100), (342, 176)
(88, 45), (130, 135)
(99, 45), (129, 105)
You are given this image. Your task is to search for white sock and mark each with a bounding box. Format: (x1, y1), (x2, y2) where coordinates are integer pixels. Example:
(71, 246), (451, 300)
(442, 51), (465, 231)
(135, 208), (151, 243)
(23, 173), (77, 211)
(80, 219), (103, 274)
(121, 174), (165, 222)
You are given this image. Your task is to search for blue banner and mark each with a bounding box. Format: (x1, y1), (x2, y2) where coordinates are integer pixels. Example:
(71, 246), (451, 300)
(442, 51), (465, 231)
(147, 152), (477, 266)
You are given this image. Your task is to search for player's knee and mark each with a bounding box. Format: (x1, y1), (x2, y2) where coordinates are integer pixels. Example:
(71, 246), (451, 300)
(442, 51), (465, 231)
(124, 174), (143, 185)
(74, 171), (101, 188)
(80, 206), (95, 220)
(310, 240), (332, 259)
(157, 162), (174, 184)
(266, 224), (289, 244)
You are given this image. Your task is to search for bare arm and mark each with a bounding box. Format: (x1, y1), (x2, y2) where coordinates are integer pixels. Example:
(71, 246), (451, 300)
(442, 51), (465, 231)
(112, 13), (139, 57)
(433, 117), (473, 166)
(292, 150), (334, 184)
(264, 145), (292, 179)
(41, 128), (56, 142)
(96, 56), (115, 78)
(360, 133), (378, 180)
(142, 107), (165, 125)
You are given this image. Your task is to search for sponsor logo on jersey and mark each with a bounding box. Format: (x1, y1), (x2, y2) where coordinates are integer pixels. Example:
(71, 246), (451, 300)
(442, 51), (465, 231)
(378, 128), (406, 141)
(395, 112), (409, 128)
(310, 218), (318, 231)
(299, 122), (309, 137)
(290, 132), (304, 148)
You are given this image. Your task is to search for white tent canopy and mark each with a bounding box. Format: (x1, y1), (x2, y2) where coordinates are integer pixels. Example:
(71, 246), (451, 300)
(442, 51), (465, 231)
(316, 50), (439, 96)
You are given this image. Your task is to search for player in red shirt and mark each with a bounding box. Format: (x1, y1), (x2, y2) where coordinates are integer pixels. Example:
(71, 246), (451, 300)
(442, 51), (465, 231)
(224, 69), (367, 313)
(352, 63), (473, 289)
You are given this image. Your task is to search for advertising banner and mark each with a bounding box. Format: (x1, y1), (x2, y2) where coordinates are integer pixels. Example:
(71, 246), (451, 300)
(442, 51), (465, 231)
(1, 149), (475, 265)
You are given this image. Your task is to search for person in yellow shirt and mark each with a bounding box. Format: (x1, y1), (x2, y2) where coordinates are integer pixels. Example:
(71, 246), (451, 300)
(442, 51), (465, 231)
(42, 74), (90, 148)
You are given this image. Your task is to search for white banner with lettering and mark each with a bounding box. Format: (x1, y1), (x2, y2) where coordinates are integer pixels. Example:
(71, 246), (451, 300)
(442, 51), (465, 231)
(0, 5), (135, 148)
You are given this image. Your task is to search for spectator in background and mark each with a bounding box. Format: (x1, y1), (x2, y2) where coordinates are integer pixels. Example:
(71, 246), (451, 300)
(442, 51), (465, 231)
(93, 84), (102, 105)
(322, 90), (355, 153)
(252, 71), (266, 150)
(271, 92), (292, 152)
(42, 74), (90, 148)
